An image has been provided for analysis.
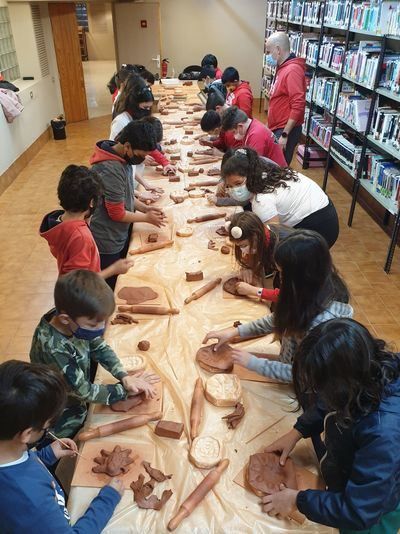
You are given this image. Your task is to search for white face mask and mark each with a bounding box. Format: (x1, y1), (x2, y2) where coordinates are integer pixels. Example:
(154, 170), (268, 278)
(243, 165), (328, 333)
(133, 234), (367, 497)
(233, 132), (245, 141)
(229, 183), (252, 202)
(239, 245), (250, 255)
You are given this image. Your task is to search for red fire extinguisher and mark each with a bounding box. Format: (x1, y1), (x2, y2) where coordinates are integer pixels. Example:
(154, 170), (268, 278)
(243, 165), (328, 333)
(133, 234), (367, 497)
(161, 58), (169, 78)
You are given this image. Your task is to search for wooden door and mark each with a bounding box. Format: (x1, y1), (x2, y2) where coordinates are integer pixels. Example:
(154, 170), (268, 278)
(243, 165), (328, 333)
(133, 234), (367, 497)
(113, 2), (161, 74)
(49, 3), (88, 123)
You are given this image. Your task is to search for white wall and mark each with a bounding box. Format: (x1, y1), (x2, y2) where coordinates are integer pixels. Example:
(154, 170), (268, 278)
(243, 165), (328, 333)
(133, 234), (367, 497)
(0, 2), (63, 175)
(86, 2), (115, 61)
(155, 0), (266, 93)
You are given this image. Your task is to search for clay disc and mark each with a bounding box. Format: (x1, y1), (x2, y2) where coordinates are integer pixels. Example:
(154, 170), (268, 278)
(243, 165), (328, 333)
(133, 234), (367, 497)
(223, 277), (242, 296)
(246, 452), (298, 497)
(111, 392), (146, 412)
(118, 286), (158, 305)
(196, 343), (234, 373)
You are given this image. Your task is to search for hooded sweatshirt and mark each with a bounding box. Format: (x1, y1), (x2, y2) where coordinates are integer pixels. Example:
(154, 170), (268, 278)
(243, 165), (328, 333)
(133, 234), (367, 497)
(89, 140), (134, 255)
(238, 301), (353, 382)
(226, 81), (254, 118)
(40, 210), (100, 275)
(268, 55), (306, 131)
(242, 118), (287, 166)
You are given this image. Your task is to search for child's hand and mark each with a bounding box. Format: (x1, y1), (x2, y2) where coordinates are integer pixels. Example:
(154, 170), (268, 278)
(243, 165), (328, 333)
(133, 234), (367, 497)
(264, 429), (303, 465)
(192, 104), (205, 112)
(122, 372), (160, 399)
(231, 348), (252, 368)
(199, 139), (214, 147)
(112, 258), (134, 275)
(50, 438), (78, 459)
(261, 485), (299, 518)
(163, 164), (176, 174)
(235, 281), (258, 297)
(147, 185), (164, 194)
(216, 182), (226, 197)
(108, 478), (124, 497)
(206, 193), (217, 205)
(239, 268), (254, 284)
(138, 191), (161, 204)
(202, 326), (238, 350)
(145, 209), (166, 228)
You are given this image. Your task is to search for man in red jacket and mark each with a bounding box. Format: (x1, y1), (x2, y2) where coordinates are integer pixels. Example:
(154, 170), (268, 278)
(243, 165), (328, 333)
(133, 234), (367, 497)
(221, 106), (287, 167)
(222, 67), (253, 118)
(265, 32), (306, 164)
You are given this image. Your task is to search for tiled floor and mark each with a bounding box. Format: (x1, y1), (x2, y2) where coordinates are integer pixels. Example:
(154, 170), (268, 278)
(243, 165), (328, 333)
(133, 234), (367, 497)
(83, 60), (116, 119)
(0, 108), (399, 364)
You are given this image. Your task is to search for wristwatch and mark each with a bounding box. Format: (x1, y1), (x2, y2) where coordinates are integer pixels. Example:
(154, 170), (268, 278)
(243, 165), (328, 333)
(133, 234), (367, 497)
(281, 132), (288, 139)
(257, 288), (263, 297)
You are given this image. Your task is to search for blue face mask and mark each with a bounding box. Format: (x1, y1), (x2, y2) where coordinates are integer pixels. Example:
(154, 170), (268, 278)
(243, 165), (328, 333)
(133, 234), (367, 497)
(229, 184), (252, 202)
(265, 54), (277, 68)
(73, 322), (105, 341)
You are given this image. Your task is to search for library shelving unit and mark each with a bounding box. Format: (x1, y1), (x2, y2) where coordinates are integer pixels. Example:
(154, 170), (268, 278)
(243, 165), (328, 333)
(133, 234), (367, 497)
(263, 0), (400, 273)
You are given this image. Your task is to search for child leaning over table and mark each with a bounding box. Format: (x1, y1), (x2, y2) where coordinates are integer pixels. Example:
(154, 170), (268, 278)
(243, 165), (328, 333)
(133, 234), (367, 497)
(0, 360), (124, 533)
(30, 269), (159, 439)
(262, 319), (400, 533)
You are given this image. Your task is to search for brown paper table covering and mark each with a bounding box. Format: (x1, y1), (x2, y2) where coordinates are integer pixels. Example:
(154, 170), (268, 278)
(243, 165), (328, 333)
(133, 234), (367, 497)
(67, 83), (336, 533)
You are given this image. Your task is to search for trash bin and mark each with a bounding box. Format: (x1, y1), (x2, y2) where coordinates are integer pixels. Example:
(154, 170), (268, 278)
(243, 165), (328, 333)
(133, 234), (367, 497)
(51, 116), (66, 140)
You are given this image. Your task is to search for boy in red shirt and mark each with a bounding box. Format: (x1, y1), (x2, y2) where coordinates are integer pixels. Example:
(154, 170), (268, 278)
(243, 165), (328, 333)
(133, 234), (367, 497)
(221, 106), (287, 167)
(221, 67), (253, 118)
(40, 165), (133, 278)
(201, 54), (223, 79)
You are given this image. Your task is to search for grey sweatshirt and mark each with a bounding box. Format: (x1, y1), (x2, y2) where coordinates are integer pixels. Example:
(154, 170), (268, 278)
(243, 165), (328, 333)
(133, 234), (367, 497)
(237, 301), (353, 382)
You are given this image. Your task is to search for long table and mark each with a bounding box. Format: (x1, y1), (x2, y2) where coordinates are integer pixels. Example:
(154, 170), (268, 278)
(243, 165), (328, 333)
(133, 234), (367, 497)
(67, 83), (335, 534)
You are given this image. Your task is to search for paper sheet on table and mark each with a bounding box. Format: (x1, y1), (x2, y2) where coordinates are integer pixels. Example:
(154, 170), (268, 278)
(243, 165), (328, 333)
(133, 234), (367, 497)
(67, 83), (336, 534)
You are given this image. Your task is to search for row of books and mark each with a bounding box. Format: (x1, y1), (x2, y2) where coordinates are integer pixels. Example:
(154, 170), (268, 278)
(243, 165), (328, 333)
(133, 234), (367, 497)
(310, 76), (340, 113)
(288, 0), (324, 25)
(342, 41), (381, 88)
(365, 155), (400, 205)
(330, 131), (363, 171)
(337, 91), (372, 132)
(387, 4), (400, 35)
(288, 32), (318, 58)
(350, 1), (400, 36)
(307, 112), (333, 148)
(379, 55), (400, 95)
(266, 1), (289, 20)
(319, 39), (345, 72)
(324, 0), (352, 27)
(371, 104), (400, 148)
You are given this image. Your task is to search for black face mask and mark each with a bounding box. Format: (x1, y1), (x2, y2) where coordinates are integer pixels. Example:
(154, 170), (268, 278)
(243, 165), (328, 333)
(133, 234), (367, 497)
(125, 154), (146, 165)
(132, 107), (152, 120)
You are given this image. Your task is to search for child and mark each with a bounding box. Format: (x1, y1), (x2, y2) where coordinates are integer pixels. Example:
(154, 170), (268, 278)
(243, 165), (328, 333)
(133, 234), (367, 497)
(198, 66), (226, 98)
(90, 120), (166, 289)
(0, 359), (123, 532)
(40, 164), (133, 279)
(262, 319), (400, 533)
(200, 108), (241, 153)
(30, 270), (160, 438)
(226, 212), (293, 301)
(201, 53), (223, 79)
(221, 67), (253, 117)
(203, 230), (352, 382)
(221, 147), (339, 248)
(221, 106), (287, 166)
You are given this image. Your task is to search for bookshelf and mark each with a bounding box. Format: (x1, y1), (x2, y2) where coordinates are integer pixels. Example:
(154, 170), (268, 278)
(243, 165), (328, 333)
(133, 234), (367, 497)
(263, 0), (400, 273)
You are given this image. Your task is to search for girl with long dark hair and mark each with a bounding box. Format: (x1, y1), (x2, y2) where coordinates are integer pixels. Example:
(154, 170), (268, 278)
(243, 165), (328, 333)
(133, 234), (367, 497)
(203, 230), (352, 382)
(262, 318), (400, 533)
(221, 147), (339, 247)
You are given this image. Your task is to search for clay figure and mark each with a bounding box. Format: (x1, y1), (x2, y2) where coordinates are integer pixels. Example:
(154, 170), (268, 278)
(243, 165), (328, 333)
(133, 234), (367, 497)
(111, 313), (139, 325)
(208, 240), (217, 250)
(222, 402), (245, 429)
(138, 340), (150, 351)
(220, 245), (230, 255)
(246, 452), (298, 496)
(92, 445), (134, 476)
(143, 461), (172, 482)
(196, 343), (234, 373)
(118, 286), (158, 305)
(131, 474), (173, 510)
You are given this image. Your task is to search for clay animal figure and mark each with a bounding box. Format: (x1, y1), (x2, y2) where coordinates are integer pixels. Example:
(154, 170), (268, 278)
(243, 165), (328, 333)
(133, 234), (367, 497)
(92, 445), (134, 476)
(222, 402), (245, 429)
(130, 462), (173, 510)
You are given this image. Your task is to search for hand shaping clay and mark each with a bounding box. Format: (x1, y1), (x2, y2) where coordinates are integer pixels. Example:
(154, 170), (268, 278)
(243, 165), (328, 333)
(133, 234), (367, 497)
(147, 233), (158, 243)
(176, 226), (193, 237)
(223, 277), (242, 296)
(118, 286), (159, 305)
(189, 436), (222, 469)
(216, 226), (229, 237)
(122, 355), (146, 372)
(111, 392), (146, 412)
(220, 245), (230, 255)
(138, 340), (150, 351)
(155, 420), (184, 439)
(196, 343), (234, 373)
(185, 271), (204, 282)
(246, 452), (298, 496)
(222, 402), (245, 429)
(156, 165), (164, 172)
(205, 374), (242, 407)
(92, 445), (134, 476)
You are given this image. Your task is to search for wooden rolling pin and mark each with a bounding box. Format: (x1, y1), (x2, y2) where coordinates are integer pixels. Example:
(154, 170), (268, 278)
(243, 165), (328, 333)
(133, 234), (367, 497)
(190, 378), (204, 440)
(78, 412), (162, 442)
(187, 213), (226, 224)
(129, 240), (174, 255)
(188, 179), (220, 188)
(191, 157), (220, 165)
(167, 459), (230, 531)
(118, 305), (180, 315)
(184, 278), (222, 304)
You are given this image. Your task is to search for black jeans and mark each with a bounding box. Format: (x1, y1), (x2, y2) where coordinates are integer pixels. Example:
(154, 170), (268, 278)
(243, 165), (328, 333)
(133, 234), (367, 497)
(273, 125), (303, 165)
(294, 199), (339, 248)
(99, 224), (133, 290)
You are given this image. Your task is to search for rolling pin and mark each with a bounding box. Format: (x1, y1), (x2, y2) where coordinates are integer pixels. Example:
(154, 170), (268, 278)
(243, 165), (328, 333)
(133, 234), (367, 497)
(191, 157), (220, 165)
(184, 278), (222, 304)
(187, 213), (226, 224)
(118, 305), (180, 315)
(167, 459), (230, 531)
(129, 240), (174, 255)
(190, 378), (204, 440)
(188, 180), (220, 188)
(78, 412), (162, 442)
